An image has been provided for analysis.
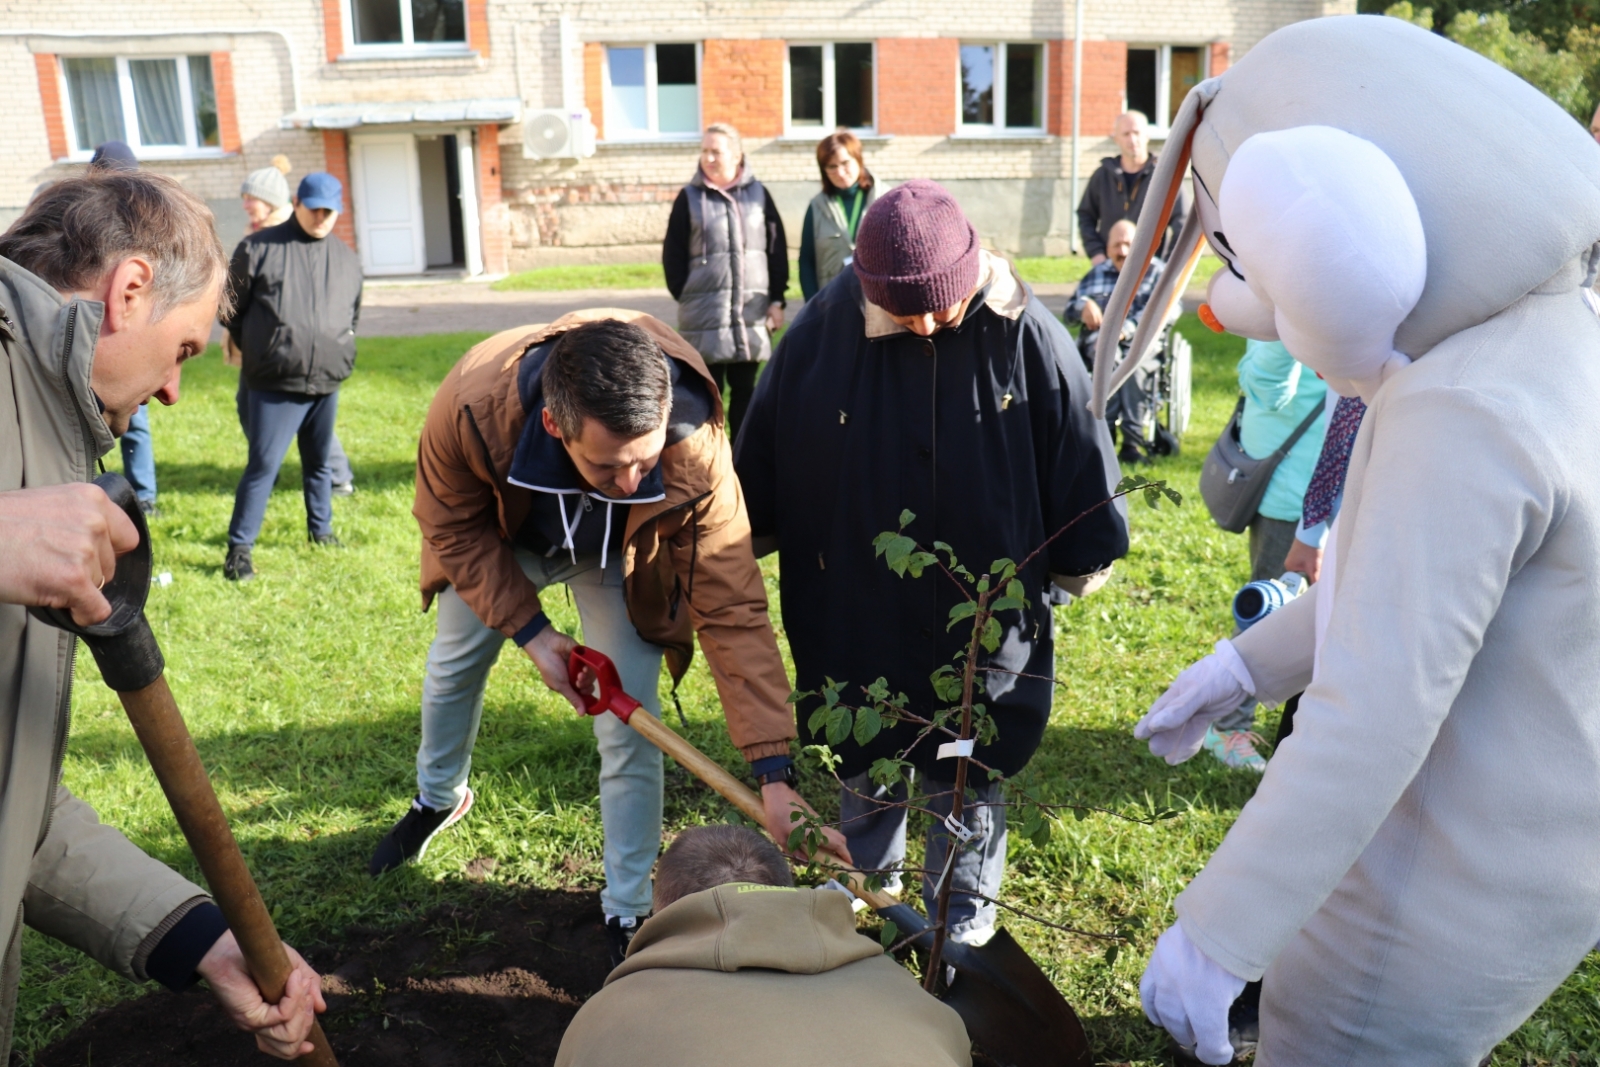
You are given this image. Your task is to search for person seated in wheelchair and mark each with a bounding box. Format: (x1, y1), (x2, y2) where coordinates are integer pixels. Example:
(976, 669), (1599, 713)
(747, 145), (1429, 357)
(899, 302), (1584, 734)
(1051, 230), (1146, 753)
(1065, 219), (1168, 463)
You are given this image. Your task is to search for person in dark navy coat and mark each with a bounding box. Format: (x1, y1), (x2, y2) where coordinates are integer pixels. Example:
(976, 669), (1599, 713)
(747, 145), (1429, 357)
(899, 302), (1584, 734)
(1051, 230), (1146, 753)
(734, 180), (1128, 944)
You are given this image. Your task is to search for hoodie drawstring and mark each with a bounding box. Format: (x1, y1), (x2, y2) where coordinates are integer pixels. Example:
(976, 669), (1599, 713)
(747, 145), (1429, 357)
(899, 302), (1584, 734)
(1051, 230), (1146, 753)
(600, 500), (614, 572)
(556, 493), (580, 566)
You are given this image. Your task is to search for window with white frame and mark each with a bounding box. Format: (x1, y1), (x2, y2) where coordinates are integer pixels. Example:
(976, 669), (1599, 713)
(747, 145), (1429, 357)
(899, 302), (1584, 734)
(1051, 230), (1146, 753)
(345, 0), (466, 51)
(60, 55), (219, 158)
(605, 44), (700, 139)
(958, 43), (1044, 133)
(1125, 46), (1205, 132)
(787, 42), (874, 132)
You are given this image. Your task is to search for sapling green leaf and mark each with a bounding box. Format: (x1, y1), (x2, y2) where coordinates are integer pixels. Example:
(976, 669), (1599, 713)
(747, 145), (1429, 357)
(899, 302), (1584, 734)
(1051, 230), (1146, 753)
(807, 705), (830, 735)
(853, 703), (883, 746)
(1104, 944), (1120, 967)
(899, 508), (916, 528)
(947, 601), (977, 629)
(880, 920), (901, 951)
(803, 744), (842, 774)
(1162, 485), (1183, 506)
(980, 616), (1002, 652)
(826, 704), (854, 745)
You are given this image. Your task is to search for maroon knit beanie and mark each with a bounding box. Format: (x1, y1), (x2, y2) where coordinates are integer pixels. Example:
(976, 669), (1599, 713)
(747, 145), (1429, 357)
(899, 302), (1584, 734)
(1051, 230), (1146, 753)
(852, 179), (980, 316)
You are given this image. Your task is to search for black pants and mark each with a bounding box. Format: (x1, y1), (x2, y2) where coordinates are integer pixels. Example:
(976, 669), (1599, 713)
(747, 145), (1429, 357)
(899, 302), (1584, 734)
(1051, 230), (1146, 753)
(708, 362), (761, 443)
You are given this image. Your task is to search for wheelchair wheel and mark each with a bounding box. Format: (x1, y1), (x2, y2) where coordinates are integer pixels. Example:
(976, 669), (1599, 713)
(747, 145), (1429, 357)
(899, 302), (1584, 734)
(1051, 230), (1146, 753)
(1163, 330), (1193, 439)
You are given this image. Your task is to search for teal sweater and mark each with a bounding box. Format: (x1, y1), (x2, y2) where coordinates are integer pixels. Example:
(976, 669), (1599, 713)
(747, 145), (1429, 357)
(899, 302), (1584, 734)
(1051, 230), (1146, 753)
(1237, 339), (1328, 523)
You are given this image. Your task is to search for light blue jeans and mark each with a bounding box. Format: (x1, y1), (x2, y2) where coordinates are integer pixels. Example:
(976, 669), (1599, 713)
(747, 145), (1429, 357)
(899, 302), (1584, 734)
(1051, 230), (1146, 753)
(839, 770), (1007, 941)
(417, 549), (664, 918)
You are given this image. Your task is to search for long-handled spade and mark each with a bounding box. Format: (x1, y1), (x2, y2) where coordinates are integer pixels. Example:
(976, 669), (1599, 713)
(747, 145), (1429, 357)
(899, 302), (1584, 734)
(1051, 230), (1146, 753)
(31, 473), (337, 1067)
(568, 646), (1094, 1067)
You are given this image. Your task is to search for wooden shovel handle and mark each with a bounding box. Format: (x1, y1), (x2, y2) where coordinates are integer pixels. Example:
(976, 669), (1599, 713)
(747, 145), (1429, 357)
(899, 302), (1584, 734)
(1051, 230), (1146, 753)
(118, 675), (338, 1067)
(625, 712), (901, 912)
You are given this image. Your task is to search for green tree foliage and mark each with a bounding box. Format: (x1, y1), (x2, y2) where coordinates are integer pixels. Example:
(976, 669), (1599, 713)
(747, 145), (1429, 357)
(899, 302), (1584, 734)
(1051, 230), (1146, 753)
(1379, 2), (1599, 120)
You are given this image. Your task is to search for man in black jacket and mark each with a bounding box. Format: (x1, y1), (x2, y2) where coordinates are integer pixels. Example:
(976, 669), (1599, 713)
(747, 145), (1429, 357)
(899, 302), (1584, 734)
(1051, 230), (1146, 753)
(1076, 111), (1188, 263)
(735, 181), (1128, 946)
(222, 172), (362, 580)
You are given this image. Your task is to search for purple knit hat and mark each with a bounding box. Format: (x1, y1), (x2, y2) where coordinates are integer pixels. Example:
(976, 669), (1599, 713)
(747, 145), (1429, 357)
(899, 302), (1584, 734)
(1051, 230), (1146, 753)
(853, 180), (980, 316)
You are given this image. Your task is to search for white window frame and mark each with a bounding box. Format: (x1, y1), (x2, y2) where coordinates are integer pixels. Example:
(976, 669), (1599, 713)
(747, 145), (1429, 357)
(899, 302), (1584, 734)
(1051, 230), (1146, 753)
(782, 41), (877, 136)
(340, 0), (474, 58)
(58, 54), (225, 162)
(955, 41), (1047, 137)
(601, 42), (702, 142)
(1125, 44), (1210, 138)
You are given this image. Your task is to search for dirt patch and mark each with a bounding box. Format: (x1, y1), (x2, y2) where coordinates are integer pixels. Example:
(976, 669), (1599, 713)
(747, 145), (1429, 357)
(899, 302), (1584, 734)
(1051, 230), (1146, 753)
(29, 887), (612, 1067)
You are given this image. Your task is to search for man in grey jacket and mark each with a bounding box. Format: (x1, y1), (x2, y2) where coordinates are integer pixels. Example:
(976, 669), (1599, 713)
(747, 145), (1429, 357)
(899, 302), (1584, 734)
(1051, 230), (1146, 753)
(0, 171), (324, 1060)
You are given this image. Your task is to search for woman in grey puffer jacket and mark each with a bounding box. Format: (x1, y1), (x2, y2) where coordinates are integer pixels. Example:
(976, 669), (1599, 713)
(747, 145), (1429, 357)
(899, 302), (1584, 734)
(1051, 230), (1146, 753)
(662, 123), (788, 437)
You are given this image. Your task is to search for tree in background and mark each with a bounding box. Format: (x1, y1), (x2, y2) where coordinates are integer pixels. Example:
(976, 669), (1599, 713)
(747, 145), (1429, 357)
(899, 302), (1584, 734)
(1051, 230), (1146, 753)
(1371, 1), (1600, 120)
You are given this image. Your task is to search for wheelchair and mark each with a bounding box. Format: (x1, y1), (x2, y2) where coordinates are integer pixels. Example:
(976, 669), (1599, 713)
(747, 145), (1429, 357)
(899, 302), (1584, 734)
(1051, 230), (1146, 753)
(1074, 316), (1192, 457)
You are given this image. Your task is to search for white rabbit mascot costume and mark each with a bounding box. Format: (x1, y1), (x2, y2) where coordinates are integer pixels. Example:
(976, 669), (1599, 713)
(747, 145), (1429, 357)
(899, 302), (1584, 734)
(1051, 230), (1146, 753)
(1094, 14), (1600, 1066)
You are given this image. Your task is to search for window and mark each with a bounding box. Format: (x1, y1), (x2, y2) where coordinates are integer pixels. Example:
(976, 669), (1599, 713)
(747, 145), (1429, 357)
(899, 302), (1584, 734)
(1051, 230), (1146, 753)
(605, 44), (700, 139)
(1125, 46), (1206, 132)
(346, 0), (466, 51)
(61, 55), (220, 158)
(959, 43), (1043, 133)
(786, 42), (874, 132)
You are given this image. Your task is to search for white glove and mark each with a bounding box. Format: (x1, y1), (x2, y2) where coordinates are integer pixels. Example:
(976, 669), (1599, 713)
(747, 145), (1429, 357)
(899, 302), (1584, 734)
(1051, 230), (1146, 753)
(1133, 640), (1255, 765)
(1140, 921), (1248, 1065)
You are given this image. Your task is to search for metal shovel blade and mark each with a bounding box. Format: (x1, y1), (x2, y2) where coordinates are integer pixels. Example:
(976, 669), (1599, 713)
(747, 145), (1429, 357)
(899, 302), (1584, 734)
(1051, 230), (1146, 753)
(874, 902), (1092, 1067)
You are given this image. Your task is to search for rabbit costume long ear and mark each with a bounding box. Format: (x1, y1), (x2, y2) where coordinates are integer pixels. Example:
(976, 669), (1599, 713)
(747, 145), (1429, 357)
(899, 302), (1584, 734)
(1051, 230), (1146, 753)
(1090, 83), (1214, 419)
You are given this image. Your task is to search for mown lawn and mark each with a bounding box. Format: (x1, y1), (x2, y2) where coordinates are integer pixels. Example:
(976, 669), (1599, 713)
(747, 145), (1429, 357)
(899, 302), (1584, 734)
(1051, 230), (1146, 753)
(15, 315), (1600, 1064)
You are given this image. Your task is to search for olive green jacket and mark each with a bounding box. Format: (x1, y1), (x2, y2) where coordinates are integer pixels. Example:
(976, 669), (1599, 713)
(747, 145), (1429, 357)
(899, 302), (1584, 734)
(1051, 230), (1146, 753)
(556, 885), (972, 1066)
(0, 256), (209, 1058)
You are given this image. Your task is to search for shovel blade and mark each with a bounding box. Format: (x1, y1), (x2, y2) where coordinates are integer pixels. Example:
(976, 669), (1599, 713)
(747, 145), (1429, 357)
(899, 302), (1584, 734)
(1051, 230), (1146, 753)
(939, 929), (1094, 1067)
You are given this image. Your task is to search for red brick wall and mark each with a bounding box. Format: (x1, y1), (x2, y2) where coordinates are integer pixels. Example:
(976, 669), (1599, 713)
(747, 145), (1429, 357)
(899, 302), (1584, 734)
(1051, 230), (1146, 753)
(467, 0), (490, 56)
(1046, 39), (1127, 138)
(876, 38), (957, 136)
(321, 129), (357, 251)
(322, 0), (343, 62)
(477, 125), (508, 274)
(585, 42), (606, 139)
(34, 54), (68, 159)
(1209, 41), (1232, 76)
(700, 39), (784, 138)
(211, 52), (242, 152)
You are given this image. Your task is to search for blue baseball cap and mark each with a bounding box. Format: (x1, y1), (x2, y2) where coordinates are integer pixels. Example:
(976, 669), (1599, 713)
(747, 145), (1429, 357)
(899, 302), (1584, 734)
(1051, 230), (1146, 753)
(90, 141), (138, 172)
(296, 172), (343, 212)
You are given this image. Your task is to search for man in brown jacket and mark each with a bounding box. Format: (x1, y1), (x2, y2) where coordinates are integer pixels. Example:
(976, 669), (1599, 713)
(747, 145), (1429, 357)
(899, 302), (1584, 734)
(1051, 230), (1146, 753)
(0, 173), (323, 1060)
(371, 311), (846, 965)
(554, 825), (972, 1066)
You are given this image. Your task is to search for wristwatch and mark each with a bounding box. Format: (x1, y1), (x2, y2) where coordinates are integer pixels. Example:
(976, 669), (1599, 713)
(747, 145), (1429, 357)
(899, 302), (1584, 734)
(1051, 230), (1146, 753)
(754, 762), (799, 790)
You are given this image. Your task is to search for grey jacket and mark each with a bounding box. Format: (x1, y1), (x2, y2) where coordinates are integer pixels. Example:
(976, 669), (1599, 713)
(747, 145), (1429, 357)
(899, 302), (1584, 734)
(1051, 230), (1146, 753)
(0, 257), (209, 1059)
(672, 166), (776, 364)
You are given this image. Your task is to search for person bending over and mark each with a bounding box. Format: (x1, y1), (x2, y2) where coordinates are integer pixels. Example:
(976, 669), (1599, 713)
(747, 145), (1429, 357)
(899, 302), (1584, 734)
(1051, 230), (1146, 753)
(555, 825), (971, 1066)
(0, 170), (323, 1062)
(373, 312), (847, 969)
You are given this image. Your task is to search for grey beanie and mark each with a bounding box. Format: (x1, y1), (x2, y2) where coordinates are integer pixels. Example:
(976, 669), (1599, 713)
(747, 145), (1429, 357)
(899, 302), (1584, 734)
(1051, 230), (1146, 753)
(241, 155), (292, 209)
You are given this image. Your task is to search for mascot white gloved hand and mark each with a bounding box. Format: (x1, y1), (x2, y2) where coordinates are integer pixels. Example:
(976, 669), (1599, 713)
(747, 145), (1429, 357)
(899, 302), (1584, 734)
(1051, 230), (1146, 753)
(1134, 640), (1255, 765)
(1093, 14), (1600, 1065)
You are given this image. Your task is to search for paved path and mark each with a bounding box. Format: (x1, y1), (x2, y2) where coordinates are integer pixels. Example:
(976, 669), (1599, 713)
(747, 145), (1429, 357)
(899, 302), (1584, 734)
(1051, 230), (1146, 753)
(354, 279), (1203, 338)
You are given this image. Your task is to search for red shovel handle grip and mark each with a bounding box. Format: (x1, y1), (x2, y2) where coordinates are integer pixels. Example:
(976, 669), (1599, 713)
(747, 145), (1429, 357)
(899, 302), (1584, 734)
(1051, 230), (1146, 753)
(567, 645), (642, 724)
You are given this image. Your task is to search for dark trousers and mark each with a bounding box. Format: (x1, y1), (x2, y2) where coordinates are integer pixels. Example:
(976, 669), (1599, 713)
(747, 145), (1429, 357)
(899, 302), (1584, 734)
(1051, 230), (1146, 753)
(228, 388), (339, 549)
(237, 379), (352, 485)
(708, 362), (761, 443)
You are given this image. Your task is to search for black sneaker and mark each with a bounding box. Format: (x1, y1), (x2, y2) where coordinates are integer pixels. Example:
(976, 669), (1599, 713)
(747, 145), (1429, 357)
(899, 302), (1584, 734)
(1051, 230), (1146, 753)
(367, 789), (474, 876)
(223, 547), (254, 582)
(312, 533), (343, 547)
(331, 481), (355, 497)
(605, 915), (643, 970)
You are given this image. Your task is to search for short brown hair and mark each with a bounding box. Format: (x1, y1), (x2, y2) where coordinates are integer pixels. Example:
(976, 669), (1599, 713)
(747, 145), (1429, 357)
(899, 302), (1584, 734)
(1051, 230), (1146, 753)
(653, 825), (793, 911)
(816, 131), (873, 195)
(0, 171), (229, 319)
(542, 319), (671, 440)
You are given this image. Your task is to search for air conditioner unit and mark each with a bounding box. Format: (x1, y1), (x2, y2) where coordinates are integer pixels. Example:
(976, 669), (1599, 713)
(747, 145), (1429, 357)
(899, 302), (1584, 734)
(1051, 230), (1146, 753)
(523, 108), (596, 160)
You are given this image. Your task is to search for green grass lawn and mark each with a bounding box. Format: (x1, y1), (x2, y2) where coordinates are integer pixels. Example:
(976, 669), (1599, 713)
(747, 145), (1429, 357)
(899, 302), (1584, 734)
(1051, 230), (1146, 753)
(15, 319), (1600, 1064)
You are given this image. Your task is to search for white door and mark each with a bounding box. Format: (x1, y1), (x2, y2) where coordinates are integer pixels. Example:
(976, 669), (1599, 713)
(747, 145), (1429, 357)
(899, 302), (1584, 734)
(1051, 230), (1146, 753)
(350, 134), (425, 276)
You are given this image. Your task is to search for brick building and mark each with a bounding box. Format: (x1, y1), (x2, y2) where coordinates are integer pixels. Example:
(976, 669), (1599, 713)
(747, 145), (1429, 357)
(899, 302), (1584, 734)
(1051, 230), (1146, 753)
(0, 0), (1351, 276)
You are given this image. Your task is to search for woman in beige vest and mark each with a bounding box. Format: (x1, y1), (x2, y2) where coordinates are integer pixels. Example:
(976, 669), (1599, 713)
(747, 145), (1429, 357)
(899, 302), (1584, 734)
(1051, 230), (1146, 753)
(797, 132), (875, 300)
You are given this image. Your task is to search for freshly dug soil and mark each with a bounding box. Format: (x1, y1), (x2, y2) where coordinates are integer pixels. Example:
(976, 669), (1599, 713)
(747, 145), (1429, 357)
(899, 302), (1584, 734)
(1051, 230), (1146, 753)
(29, 886), (612, 1067)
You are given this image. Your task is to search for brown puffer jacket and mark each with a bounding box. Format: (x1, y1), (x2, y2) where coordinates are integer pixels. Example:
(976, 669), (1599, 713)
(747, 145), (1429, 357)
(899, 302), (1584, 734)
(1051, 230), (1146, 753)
(414, 308), (793, 761)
